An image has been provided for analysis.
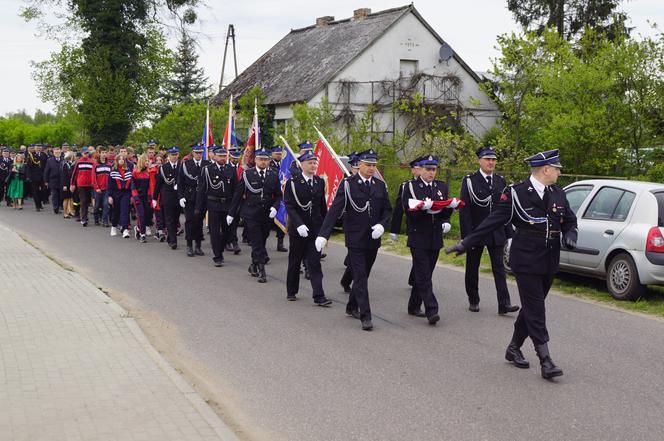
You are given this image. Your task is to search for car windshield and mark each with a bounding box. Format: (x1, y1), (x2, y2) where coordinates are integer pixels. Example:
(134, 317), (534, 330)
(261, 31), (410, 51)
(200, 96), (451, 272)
(654, 192), (664, 227)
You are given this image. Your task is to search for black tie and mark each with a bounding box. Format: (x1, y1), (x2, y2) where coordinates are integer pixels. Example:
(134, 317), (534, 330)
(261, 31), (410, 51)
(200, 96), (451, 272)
(365, 180), (370, 189)
(543, 186), (550, 207)
(486, 176), (492, 189)
(307, 178), (313, 189)
(260, 170), (265, 181)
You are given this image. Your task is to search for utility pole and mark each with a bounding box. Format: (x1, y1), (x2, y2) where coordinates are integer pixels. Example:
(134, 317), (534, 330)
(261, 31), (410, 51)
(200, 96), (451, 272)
(219, 24), (238, 92)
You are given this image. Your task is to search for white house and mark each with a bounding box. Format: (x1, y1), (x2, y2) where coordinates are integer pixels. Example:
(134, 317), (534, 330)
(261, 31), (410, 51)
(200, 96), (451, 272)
(213, 4), (500, 145)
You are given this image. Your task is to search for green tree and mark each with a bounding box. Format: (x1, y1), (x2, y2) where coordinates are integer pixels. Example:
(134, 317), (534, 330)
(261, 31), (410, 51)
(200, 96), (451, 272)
(159, 30), (209, 116)
(507, 0), (628, 40)
(24, 0), (196, 144)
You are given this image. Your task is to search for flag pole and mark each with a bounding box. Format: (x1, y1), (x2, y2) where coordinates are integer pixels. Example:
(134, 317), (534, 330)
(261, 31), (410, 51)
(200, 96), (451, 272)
(279, 135), (301, 167)
(226, 94), (233, 162)
(313, 125), (351, 177)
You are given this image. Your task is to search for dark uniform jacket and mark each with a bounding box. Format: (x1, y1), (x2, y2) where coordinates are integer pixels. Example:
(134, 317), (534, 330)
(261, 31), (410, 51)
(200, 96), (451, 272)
(26, 151), (47, 182)
(269, 159), (282, 173)
(459, 171), (512, 247)
(390, 180), (408, 234)
(283, 174), (327, 236)
(153, 162), (180, 205)
(177, 159), (209, 203)
(319, 174), (392, 250)
(229, 167), (282, 220)
(403, 177), (453, 250)
(43, 156), (63, 188)
(195, 162), (237, 213)
(462, 177), (578, 275)
(0, 157), (12, 182)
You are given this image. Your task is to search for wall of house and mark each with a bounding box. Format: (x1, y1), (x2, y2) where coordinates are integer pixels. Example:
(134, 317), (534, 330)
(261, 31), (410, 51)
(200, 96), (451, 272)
(306, 11), (500, 141)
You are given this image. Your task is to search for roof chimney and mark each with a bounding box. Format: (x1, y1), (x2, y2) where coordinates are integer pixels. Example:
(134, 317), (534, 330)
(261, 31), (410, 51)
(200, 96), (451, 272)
(353, 8), (371, 21)
(316, 16), (334, 27)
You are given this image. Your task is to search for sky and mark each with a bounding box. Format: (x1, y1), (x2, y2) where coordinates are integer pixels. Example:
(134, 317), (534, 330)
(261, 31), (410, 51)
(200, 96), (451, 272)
(0, 0), (661, 116)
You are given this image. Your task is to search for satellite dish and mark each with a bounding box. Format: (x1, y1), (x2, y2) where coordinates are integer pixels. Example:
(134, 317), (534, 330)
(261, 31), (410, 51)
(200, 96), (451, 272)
(439, 42), (454, 62)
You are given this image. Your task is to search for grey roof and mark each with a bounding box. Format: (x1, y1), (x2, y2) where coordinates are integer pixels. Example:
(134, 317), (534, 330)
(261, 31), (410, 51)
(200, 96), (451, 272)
(213, 4), (480, 106)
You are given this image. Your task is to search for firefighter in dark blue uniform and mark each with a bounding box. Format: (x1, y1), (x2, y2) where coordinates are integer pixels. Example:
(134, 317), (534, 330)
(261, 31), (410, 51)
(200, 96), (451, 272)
(196, 146), (237, 267)
(284, 151), (331, 305)
(317, 149), (392, 331)
(0, 148), (13, 205)
(153, 147), (181, 249)
(178, 144), (209, 257)
(229, 148), (282, 283)
(403, 155), (455, 324)
(389, 156), (424, 313)
(224, 147), (243, 255)
(447, 149), (578, 379)
(459, 146), (519, 314)
(339, 152), (359, 293)
(269, 146), (288, 252)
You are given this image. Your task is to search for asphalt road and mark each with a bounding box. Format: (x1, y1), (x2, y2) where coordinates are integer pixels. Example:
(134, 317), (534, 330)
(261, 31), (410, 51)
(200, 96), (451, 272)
(2, 203), (664, 441)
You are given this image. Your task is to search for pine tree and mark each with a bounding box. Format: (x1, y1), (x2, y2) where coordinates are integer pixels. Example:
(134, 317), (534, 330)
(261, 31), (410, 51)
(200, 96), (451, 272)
(160, 31), (209, 116)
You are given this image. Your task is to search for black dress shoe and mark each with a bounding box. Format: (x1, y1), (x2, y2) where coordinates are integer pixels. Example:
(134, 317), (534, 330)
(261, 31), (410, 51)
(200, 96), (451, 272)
(346, 309), (360, 320)
(361, 319), (373, 331)
(505, 342), (530, 369)
(186, 246), (194, 257)
(341, 283), (352, 293)
(499, 304), (520, 315)
(314, 297), (332, 306)
(194, 245), (204, 256)
(232, 242), (241, 254)
(287, 294), (297, 301)
(257, 264), (267, 283)
(304, 268), (310, 280)
(408, 310), (427, 318)
(170, 243), (177, 250)
(427, 314), (440, 325)
(468, 303), (480, 312)
(320, 253), (327, 259)
(213, 259), (224, 267)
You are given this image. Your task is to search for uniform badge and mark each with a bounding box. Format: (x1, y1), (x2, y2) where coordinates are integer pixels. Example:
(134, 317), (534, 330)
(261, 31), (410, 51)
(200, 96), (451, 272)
(437, 190), (442, 197)
(500, 193), (508, 201)
(552, 204), (557, 213)
(419, 183), (423, 188)
(215, 175), (219, 179)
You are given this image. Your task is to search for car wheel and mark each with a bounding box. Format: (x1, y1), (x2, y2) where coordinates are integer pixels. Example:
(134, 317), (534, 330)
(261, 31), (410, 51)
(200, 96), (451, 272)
(606, 253), (645, 301)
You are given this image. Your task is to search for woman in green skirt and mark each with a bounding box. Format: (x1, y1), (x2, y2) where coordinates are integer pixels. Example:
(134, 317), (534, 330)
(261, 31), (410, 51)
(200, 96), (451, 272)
(7, 153), (26, 209)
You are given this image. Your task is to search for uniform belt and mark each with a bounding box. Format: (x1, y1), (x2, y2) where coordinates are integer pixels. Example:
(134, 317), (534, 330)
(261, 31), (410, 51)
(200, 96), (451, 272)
(516, 229), (561, 240)
(207, 195), (227, 202)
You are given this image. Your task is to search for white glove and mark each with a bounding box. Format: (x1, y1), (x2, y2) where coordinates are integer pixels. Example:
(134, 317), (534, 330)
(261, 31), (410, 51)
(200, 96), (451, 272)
(441, 223), (451, 234)
(390, 233), (397, 242)
(315, 236), (327, 252)
(226, 215), (234, 225)
(269, 207), (277, 219)
(506, 238), (512, 249)
(179, 198), (186, 208)
(422, 198), (434, 210)
(296, 224), (309, 238)
(371, 224), (385, 240)
(448, 197), (460, 209)
(151, 200), (157, 209)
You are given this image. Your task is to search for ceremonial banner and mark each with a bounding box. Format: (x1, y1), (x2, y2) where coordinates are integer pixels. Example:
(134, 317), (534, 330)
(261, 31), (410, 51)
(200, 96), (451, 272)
(200, 102), (214, 160)
(274, 145), (297, 233)
(314, 136), (348, 209)
(407, 197), (464, 211)
(244, 99), (260, 168)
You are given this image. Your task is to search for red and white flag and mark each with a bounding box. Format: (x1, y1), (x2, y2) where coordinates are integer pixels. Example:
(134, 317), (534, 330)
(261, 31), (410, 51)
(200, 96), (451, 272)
(314, 128), (349, 209)
(243, 98), (260, 169)
(407, 197), (465, 212)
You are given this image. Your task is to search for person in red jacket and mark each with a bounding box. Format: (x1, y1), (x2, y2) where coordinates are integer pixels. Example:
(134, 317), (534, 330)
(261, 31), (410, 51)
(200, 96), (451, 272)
(131, 154), (151, 243)
(69, 147), (95, 227)
(92, 149), (112, 227)
(150, 154), (166, 241)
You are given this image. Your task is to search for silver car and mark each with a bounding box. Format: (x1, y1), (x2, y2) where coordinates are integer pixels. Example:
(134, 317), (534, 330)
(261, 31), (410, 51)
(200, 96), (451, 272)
(560, 179), (664, 300)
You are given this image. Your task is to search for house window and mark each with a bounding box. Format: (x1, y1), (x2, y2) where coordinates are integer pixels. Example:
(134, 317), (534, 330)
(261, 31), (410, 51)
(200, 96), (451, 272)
(400, 59), (418, 77)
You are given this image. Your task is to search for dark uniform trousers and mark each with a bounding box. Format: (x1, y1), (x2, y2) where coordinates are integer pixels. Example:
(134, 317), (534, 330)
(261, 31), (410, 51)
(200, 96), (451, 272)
(461, 178), (577, 347)
(163, 200), (180, 245)
(284, 174), (327, 299)
(409, 248), (439, 315)
(465, 245), (510, 307)
(460, 171), (512, 307)
(340, 254), (353, 288)
(184, 202), (203, 243)
(208, 210), (231, 260)
(319, 175), (392, 322)
(245, 216), (272, 264)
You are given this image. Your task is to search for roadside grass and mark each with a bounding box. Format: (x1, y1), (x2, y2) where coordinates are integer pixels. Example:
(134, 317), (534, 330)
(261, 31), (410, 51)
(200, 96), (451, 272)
(332, 231), (664, 319)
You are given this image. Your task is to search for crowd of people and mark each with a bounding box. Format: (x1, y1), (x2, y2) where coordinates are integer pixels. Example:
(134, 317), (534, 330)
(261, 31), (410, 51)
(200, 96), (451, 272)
(0, 139), (578, 379)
